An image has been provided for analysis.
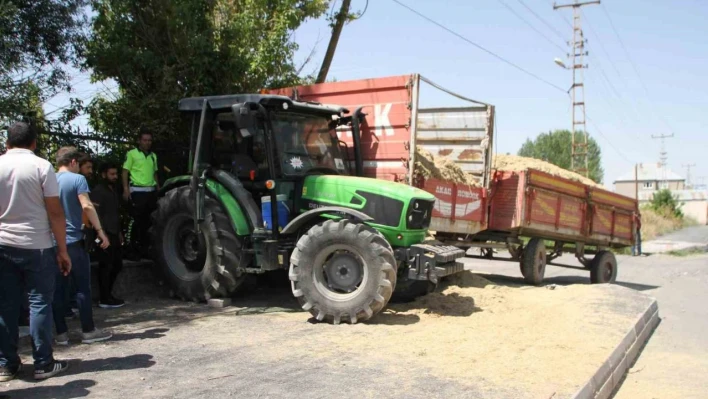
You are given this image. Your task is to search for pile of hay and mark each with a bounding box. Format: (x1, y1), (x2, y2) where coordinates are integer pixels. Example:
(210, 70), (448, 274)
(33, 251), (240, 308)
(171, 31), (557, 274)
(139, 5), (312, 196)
(493, 154), (602, 188)
(414, 147), (480, 187)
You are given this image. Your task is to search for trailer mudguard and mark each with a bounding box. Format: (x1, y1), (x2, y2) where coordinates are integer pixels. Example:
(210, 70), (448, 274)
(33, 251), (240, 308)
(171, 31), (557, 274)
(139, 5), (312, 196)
(159, 176), (250, 236)
(280, 207), (373, 235)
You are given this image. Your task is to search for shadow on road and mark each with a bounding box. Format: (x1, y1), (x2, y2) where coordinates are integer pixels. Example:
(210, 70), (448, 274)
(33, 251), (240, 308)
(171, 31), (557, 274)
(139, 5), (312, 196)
(59, 354), (156, 378)
(111, 328), (170, 342)
(479, 273), (660, 292)
(0, 379), (96, 399)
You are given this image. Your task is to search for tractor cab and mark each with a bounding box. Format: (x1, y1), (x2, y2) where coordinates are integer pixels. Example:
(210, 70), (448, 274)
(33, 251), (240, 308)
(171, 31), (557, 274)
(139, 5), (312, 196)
(177, 95), (358, 234)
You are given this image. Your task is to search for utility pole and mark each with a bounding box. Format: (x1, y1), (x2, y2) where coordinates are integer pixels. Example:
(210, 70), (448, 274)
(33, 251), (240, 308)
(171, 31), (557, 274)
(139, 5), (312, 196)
(554, 0), (600, 178)
(682, 163), (696, 188)
(651, 133), (674, 186)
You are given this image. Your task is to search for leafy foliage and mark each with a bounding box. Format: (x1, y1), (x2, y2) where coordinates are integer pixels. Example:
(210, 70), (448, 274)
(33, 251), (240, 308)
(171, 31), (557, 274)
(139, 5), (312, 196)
(518, 129), (604, 183)
(0, 0), (87, 125)
(84, 0), (329, 171)
(649, 189), (684, 219)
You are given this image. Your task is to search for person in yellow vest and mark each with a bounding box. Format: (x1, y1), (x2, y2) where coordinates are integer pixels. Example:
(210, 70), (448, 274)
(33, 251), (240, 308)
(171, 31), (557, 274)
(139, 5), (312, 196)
(122, 129), (160, 258)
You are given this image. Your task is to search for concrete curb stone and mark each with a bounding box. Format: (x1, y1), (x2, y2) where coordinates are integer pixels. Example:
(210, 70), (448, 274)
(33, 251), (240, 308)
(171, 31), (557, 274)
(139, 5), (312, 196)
(571, 298), (660, 399)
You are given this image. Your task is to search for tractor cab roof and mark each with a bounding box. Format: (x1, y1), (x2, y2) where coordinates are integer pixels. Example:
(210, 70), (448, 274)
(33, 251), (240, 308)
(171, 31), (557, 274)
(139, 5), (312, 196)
(178, 94), (347, 117)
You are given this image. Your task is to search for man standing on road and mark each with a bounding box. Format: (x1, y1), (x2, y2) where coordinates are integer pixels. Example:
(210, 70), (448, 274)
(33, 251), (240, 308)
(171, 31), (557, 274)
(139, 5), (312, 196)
(0, 122), (71, 381)
(122, 129), (160, 258)
(91, 162), (125, 308)
(632, 212), (642, 256)
(52, 147), (113, 345)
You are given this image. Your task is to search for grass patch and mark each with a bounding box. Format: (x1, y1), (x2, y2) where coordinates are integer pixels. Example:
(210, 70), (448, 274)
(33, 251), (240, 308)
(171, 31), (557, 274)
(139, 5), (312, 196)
(666, 246), (708, 257)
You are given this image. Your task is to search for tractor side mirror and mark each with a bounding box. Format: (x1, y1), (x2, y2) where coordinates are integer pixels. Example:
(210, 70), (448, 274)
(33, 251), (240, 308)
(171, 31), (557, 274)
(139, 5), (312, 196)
(232, 102), (257, 138)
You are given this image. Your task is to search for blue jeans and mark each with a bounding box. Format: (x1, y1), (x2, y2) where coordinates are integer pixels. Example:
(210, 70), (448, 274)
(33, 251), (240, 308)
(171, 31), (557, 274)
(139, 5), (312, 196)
(52, 242), (95, 334)
(0, 245), (56, 368)
(632, 230), (642, 256)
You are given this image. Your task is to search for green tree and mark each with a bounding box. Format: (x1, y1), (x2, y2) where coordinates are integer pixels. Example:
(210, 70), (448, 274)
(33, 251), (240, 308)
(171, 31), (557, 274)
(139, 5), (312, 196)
(0, 0), (87, 125)
(518, 129), (604, 183)
(649, 189), (684, 219)
(84, 0), (329, 167)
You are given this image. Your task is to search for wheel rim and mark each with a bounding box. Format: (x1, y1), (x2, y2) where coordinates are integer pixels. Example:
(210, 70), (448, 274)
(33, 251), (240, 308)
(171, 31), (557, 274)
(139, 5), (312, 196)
(602, 261), (614, 282)
(163, 214), (207, 280)
(537, 249), (546, 274)
(313, 244), (367, 301)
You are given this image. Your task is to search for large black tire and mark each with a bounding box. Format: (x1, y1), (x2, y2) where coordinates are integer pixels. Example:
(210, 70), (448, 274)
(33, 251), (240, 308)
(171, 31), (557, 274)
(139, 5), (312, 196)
(289, 219), (397, 324)
(521, 238), (546, 286)
(590, 250), (618, 284)
(391, 277), (436, 303)
(151, 187), (249, 301)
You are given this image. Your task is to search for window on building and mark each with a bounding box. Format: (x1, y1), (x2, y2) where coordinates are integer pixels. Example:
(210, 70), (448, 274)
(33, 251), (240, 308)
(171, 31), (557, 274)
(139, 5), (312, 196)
(659, 181), (669, 189)
(642, 182), (653, 189)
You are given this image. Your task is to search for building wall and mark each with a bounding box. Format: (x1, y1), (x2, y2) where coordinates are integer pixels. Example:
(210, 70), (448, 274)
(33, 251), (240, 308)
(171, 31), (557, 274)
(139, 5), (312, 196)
(682, 201), (708, 225)
(614, 180), (685, 199)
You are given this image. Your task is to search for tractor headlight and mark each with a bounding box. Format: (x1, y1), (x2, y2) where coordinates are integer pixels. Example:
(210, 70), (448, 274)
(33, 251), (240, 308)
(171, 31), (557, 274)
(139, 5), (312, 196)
(406, 199), (433, 229)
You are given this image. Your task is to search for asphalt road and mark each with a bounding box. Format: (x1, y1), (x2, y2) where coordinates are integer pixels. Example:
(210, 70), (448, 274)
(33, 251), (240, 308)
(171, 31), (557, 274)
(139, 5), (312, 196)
(463, 250), (708, 398)
(1, 250), (706, 398)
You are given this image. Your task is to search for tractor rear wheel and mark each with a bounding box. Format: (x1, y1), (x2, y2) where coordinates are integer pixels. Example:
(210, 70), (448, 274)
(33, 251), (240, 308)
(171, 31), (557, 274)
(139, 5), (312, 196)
(151, 187), (248, 301)
(289, 219), (396, 324)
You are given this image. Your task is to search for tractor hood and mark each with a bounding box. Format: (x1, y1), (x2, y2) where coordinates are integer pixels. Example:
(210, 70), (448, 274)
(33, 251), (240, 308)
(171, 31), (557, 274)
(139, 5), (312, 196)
(300, 175), (435, 232)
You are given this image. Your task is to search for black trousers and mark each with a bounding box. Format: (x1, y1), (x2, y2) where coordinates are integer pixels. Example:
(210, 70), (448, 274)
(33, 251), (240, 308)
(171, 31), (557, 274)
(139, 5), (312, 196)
(96, 232), (123, 301)
(129, 190), (157, 254)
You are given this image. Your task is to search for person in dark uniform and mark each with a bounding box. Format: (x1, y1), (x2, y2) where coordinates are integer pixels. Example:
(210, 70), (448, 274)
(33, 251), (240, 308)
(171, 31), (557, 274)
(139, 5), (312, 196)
(91, 162), (125, 308)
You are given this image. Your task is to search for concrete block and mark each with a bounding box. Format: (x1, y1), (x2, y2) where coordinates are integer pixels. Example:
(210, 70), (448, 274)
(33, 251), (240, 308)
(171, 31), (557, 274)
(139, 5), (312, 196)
(611, 354), (629, 387)
(208, 298), (232, 308)
(591, 357), (613, 393)
(570, 379), (597, 399)
(633, 312), (647, 337)
(626, 336), (642, 367)
(595, 374), (615, 399)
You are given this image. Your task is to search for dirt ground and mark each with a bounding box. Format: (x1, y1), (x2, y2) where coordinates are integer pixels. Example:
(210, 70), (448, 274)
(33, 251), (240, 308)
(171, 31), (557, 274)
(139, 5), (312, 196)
(1, 268), (655, 399)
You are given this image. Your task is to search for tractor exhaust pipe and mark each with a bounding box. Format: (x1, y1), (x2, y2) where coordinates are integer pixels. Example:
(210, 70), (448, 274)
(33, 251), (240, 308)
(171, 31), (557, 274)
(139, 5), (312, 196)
(351, 106), (365, 177)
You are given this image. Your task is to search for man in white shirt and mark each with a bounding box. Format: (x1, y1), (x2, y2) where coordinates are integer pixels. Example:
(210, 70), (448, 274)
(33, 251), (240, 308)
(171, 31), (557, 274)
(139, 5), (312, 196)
(0, 122), (71, 381)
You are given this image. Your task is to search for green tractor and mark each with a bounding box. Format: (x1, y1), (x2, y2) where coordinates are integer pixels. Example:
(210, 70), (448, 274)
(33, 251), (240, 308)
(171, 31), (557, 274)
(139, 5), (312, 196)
(151, 94), (465, 324)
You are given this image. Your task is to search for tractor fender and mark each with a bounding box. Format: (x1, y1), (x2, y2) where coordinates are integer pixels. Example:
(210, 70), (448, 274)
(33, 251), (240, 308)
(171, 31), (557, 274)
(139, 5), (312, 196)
(157, 175), (251, 236)
(280, 207), (373, 235)
(159, 176), (191, 197)
(210, 169), (263, 230)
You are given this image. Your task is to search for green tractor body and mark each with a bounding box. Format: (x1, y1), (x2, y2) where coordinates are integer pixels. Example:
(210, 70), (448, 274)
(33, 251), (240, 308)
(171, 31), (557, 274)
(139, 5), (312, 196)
(152, 94), (464, 323)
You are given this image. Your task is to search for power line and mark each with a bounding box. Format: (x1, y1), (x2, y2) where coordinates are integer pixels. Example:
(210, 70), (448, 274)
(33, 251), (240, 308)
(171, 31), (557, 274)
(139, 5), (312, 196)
(516, 0), (568, 43)
(497, 0), (567, 53)
(390, 0), (567, 93)
(600, 4), (675, 134)
(546, 0), (573, 29)
(586, 114), (635, 165)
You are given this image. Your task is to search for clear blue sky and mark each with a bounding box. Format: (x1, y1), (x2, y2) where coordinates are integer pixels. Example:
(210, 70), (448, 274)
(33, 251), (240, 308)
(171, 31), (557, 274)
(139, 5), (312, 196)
(45, 0), (708, 188)
(290, 0), (708, 188)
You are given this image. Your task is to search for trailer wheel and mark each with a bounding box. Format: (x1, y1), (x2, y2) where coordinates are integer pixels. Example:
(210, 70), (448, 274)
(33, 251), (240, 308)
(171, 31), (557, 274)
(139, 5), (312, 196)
(289, 219), (396, 324)
(151, 187), (248, 302)
(590, 250), (617, 284)
(521, 238), (546, 285)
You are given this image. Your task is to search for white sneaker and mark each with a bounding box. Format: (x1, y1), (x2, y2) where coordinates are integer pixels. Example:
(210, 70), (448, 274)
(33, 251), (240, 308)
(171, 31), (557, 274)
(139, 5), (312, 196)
(81, 329), (112, 344)
(55, 332), (69, 346)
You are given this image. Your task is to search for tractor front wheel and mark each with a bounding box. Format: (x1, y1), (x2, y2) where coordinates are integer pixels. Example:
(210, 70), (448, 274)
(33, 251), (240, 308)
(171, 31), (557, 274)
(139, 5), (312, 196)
(151, 187), (249, 301)
(289, 219), (396, 324)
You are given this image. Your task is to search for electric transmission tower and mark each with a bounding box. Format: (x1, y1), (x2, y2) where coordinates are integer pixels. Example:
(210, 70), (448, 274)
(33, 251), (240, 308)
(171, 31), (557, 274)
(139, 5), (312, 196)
(554, 0), (600, 177)
(682, 163), (696, 188)
(651, 133), (674, 184)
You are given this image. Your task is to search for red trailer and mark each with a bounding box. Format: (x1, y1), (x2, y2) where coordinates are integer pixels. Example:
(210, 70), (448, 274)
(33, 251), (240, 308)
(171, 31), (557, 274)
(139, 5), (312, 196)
(272, 74), (638, 285)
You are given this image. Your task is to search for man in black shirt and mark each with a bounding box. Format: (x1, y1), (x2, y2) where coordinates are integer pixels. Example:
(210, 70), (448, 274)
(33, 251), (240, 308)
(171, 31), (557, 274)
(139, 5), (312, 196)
(91, 162), (125, 308)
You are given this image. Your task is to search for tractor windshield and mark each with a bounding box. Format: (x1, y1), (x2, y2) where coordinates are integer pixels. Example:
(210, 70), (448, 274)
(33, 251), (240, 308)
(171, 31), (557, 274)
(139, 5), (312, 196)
(272, 111), (348, 176)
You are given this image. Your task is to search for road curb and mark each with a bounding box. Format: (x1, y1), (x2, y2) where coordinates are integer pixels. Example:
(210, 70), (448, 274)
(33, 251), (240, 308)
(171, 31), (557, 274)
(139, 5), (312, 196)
(571, 298), (660, 399)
